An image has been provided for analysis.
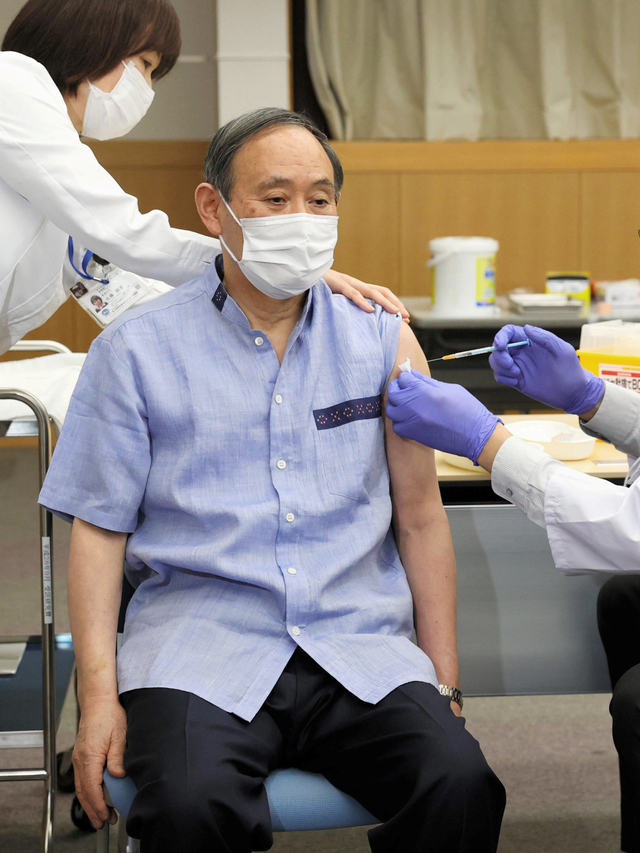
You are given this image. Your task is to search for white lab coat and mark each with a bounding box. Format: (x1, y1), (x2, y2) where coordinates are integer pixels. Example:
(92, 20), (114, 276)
(492, 382), (640, 575)
(0, 52), (220, 354)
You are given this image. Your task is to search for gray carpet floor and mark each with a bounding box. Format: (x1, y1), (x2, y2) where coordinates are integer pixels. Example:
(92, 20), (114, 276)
(0, 448), (623, 852)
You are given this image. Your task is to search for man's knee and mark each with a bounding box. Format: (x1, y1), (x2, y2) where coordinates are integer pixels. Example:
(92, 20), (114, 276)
(127, 767), (270, 846)
(445, 739), (504, 805)
(410, 729), (505, 810)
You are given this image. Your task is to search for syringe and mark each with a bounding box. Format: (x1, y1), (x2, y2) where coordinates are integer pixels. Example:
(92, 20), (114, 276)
(427, 339), (530, 363)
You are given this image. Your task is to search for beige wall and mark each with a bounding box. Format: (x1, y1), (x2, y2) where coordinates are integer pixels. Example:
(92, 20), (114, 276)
(128, 0), (217, 141)
(0, 0), (25, 34)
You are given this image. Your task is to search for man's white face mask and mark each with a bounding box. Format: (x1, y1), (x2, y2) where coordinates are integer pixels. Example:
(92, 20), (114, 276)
(219, 196), (339, 300)
(82, 60), (155, 141)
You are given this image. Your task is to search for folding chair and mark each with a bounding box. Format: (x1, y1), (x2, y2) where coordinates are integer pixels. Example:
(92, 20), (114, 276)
(98, 766), (378, 852)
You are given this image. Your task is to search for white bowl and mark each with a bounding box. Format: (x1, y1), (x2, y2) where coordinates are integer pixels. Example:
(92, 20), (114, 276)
(507, 420), (595, 461)
(438, 451), (482, 471)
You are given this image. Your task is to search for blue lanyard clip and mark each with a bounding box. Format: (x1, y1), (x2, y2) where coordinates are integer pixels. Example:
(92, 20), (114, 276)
(67, 236), (110, 285)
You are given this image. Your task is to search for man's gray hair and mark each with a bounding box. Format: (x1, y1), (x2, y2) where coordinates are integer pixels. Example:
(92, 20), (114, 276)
(204, 108), (344, 202)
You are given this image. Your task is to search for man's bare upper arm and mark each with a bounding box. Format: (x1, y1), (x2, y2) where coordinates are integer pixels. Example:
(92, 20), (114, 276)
(384, 323), (443, 519)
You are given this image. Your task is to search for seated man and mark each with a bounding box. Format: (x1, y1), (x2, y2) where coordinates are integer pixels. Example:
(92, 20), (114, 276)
(39, 108), (505, 853)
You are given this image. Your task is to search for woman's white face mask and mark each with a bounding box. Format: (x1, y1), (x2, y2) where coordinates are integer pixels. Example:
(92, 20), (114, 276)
(82, 60), (155, 141)
(219, 196), (339, 300)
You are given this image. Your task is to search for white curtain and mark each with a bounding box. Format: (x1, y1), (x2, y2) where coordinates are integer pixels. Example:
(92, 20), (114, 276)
(306, 0), (640, 140)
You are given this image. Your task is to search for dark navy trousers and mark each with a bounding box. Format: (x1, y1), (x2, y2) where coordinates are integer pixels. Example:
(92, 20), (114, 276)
(121, 648), (505, 853)
(598, 575), (640, 853)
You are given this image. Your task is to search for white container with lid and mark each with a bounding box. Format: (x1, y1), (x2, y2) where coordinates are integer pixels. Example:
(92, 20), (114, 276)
(428, 237), (499, 317)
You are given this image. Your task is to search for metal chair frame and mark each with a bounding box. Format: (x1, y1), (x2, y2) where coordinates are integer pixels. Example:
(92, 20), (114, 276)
(0, 389), (55, 851)
(0, 340), (71, 851)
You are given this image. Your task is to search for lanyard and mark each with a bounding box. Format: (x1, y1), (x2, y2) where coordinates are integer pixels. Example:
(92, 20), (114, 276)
(67, 236), (109, 284)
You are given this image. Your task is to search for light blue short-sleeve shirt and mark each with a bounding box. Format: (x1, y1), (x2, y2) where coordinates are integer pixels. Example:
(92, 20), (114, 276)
(39, 262), (438, 721)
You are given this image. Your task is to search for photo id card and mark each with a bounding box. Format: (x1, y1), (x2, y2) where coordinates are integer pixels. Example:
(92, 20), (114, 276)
(69, 269), (151, 327)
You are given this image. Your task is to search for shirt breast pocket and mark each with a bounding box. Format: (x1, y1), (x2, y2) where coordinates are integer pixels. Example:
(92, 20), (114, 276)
(313, 395), (387, 504)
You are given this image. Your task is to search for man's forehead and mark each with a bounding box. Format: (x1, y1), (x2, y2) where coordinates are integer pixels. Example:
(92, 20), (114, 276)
(233, 126), (333, 182)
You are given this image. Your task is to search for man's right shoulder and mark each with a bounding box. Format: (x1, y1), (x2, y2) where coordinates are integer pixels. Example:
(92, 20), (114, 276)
(96, 276), (210, 346)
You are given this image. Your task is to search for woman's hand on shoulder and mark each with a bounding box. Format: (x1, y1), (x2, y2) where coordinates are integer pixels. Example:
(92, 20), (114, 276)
(324, 270), (410, 322)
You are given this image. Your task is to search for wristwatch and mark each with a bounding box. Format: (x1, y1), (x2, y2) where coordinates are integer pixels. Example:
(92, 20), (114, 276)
(439, 684), (463, 709)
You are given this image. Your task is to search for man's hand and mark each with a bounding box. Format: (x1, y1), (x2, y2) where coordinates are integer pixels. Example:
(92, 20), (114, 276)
(450, 700), (463, 717)
(73, 698), (127, 829)
(386, 371), (501, 465)
(489, 324), (605, 417)
(323, 269), (410, 321)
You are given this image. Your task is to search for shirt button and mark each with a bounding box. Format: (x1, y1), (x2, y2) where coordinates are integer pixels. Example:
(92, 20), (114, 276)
(287, 567), (297, 575)
(277, 459), (287, 470)
(255, 336), (264, 346)
(275, 394), (283, 404)
(285, 512), (295, 523)
(292, 626), (301, 636)
(505, 488), (513, 497)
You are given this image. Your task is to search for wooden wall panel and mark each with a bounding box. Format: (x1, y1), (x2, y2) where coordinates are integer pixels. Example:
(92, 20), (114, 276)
(399, 173), (580, 297)
(105, 166), (209, 236)
(331, 139), (640, 172)
(15, 139), (640, 354)
(333, 173), (401, 291)
(581, 173), (640, 281)
(21, 300), (78, 352)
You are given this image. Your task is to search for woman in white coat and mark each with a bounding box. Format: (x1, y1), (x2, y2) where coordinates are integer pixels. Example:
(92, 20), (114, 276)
(386, 323), (640, 853)
(0, 0), (403, 354)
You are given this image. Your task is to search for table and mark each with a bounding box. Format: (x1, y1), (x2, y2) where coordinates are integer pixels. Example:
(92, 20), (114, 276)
(404, 296), (640, 330)
(436, 413), (629, 483)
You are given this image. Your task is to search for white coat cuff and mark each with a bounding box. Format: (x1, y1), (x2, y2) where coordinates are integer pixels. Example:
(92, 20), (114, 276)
(491, 436), (564, 527)
(580, 382), (640, 457)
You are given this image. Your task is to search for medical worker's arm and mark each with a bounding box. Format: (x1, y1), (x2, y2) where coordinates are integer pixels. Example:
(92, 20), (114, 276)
(489, 384), (640, 575)
(68, 519), (127, 829)
(385, 324), (460, 713)
(387, 371), (640, 575)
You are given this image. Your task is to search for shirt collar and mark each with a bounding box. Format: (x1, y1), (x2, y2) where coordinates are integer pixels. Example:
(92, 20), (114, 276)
(205, 254), (316, 335)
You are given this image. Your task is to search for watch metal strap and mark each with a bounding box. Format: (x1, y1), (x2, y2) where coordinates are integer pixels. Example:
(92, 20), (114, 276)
(438, 684), (463, 709)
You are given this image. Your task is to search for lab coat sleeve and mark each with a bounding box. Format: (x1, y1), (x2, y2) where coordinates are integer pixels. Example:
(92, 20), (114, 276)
(491, 436), (565, 527)
(0, 58), (219, 287)
(543, 466), (640, 575)
(492, 386), (640, 575)
(579, 382), (640, 459)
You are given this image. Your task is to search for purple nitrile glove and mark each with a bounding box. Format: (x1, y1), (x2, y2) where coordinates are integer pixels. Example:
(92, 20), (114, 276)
(386, 370), (501, 464)
(488, 324), (605, 415)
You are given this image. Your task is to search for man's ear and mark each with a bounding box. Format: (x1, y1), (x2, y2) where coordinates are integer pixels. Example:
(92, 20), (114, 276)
(195, 183), (223, 237)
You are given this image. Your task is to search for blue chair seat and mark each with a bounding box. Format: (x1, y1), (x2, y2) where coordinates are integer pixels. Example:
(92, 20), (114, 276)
(103, 766), (378, 833)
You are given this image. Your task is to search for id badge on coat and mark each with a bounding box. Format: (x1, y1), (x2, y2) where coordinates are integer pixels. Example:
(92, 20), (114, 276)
(67, 240), (150, 327)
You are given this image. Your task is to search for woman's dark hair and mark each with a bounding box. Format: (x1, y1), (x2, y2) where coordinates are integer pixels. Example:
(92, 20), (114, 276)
(2, 0), (181, 94)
